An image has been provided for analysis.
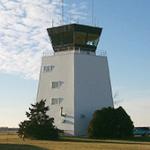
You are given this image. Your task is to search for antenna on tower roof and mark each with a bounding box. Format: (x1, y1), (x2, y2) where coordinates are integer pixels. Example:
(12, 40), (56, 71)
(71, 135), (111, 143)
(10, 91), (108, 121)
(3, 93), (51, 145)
(52, 18), (54, 27)
(92, 0), (94, 25)
(61, 0), (64, 25)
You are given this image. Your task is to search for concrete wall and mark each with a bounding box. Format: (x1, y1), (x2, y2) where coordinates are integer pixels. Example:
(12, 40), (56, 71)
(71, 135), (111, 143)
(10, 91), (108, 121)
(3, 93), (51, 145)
(36, 52), (113, 136)
(36, 53), (75, 134)
(74, 54), (113, 136)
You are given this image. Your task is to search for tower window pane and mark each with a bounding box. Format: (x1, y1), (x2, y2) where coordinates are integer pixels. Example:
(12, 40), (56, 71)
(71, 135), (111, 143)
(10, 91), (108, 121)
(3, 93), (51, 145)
(52, 81), (64, 89)
(75, 32), (87, 45)
(43, 65), (54, 72)
(51, 98), (64, 105)
(86, 33), (99, 47)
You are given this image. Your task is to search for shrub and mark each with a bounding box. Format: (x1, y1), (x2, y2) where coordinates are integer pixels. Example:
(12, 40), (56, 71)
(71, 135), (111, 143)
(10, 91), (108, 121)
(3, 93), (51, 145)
(88, 106), (134, 138)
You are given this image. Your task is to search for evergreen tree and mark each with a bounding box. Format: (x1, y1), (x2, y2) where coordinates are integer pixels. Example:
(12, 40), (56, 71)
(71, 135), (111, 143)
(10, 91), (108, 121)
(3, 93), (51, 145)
(18, 100), (60, 140)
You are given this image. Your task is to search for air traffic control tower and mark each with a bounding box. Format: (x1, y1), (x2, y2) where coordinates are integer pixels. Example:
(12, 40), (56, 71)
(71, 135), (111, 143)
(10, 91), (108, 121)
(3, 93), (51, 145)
(36, 24), (113, 136)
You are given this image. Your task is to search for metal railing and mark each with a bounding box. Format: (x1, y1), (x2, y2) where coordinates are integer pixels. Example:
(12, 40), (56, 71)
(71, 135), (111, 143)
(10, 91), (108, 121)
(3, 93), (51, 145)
(43, 49), (107, 57)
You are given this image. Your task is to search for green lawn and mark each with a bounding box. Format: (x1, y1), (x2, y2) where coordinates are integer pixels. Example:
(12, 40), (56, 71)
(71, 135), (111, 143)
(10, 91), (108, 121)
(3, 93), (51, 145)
(0, 144), (46, 150)
(0, 133), (150, 150)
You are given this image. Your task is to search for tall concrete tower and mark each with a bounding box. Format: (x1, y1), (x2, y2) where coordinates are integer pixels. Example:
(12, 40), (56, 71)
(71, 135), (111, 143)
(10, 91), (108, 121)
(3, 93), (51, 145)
(36, 24), (113, 136)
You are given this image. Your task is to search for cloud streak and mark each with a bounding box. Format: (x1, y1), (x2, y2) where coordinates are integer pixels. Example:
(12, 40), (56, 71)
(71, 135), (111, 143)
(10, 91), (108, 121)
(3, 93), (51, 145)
(0, 0), (87, 80)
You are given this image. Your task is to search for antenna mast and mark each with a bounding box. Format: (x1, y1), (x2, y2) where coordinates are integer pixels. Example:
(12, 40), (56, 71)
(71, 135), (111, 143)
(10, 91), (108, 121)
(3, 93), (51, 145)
(92, 0), (94, 25)
(61, 0), (64, 24)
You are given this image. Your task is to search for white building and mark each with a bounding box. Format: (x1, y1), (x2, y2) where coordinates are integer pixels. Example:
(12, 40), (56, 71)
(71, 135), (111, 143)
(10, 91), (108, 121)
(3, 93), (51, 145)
(36, 24), (113, 136)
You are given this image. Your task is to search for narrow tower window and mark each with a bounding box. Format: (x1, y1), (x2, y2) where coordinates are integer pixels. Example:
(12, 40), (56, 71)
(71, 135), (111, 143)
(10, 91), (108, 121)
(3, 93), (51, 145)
(43, 65), (54, 72)
(52, 81), (64, 89)
(51, 98), (64, 105)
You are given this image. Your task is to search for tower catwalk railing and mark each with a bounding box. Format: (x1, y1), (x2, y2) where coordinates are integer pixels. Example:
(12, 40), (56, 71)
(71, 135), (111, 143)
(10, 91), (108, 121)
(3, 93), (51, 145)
(43, 50), (107, 57)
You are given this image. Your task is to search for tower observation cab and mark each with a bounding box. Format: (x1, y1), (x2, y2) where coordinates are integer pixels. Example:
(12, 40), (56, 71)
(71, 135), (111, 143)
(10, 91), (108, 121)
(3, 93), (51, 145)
(47, 24), (102, 53)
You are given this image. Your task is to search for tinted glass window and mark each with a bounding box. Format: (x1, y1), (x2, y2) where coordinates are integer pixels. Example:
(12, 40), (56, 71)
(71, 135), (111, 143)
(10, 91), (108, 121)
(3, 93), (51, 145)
(63, 32), (73, 44)
(51, 33), (62, 45)
(75, 32), (87, 45)
(86, 33), (99, 47)
(51, 32), (73, 46)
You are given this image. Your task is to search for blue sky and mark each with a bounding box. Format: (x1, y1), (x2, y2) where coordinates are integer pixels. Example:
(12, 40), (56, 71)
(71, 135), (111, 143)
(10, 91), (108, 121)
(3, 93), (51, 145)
(0, 0), (150, 127)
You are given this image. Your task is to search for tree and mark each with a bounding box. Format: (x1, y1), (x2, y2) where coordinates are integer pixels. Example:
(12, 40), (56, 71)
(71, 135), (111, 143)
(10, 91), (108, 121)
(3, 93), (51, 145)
(88, 106), (134, 138)
(18, 100), (60, 140)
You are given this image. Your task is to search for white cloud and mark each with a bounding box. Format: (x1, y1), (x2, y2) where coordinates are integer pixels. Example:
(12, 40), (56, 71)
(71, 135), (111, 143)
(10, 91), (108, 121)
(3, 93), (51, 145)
(66, 1), (87, 23)
(0, 0), (87, 80)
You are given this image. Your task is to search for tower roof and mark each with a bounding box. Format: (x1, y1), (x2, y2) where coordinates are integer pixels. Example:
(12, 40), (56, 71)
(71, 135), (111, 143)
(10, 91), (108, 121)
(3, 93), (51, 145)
(47, 24), (102, 53)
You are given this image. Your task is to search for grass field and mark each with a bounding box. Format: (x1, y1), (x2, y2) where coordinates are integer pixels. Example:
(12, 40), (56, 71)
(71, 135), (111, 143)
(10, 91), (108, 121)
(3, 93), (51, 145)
(0, 133), (150, 150)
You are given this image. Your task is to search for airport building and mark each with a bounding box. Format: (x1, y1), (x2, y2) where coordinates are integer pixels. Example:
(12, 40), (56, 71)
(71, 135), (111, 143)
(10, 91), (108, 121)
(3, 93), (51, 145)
(36, 24), (113, 136)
